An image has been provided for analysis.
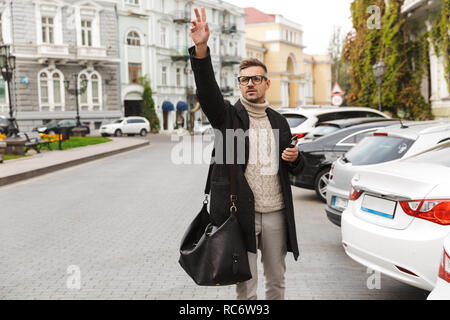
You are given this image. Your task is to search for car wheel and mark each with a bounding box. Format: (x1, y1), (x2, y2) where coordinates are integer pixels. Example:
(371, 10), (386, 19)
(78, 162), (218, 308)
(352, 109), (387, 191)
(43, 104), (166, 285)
(114, 129), (123, 137)
(314, 168), (330, 203)
(101, 133), (109, 137)
(140, 129), (148, 137)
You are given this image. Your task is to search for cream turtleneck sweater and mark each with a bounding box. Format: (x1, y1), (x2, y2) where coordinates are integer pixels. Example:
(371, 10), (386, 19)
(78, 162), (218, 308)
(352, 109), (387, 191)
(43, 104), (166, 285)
(240, 96), (285, 213)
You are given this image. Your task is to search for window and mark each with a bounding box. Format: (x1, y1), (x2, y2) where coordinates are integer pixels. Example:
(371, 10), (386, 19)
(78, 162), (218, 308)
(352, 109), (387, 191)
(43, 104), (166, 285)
(81, 20), (93, 47)
(41, 17), (54, 44)
(339, 129), (377, 145)
(78, 70), (102, 111)
(39, 69), (65, 111)
(283, 114), (307, 128)
(127, 31), (140, 46)
(160, 26), (166, 47)
(176, 68), (181, 86)
(125, 0), (139, 5)
(128, 63), (142, 84)
(161, 66), (167, 85)
(0, 77), (6, 105)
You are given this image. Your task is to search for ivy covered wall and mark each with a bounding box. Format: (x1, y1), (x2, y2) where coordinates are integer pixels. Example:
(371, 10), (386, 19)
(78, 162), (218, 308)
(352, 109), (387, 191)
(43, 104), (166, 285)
(344, 0), (449, 120)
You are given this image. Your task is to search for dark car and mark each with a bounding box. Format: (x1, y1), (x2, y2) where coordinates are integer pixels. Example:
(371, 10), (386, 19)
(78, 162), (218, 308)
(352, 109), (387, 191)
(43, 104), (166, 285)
(300, 117), (392, 143)
(33, 119), (90, 135)
(289, 119), (398, 202)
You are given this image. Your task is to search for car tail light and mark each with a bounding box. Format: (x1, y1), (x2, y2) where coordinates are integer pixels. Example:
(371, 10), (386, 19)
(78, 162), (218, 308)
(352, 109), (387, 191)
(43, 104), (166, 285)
(399, 199), (450, 225)
(349, 185), (362, 201)
(373, 132), (388, 136)
(293, 133), (307, 139)
(438, 248), (450, 283)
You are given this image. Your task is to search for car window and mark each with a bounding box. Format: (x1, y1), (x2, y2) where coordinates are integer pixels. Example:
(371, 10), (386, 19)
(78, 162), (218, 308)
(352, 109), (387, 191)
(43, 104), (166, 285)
(317, 112), (339, 123)
(339, 129), (377, 145)
(283, 114), (307, 128)
(0, 118), (8, 125)
(305, 125), (340, 139)
(136, 119), (146, 123)
(407, 143), (450, 167)
(345, 136), (414, 165)
(114, 119), (123, 124)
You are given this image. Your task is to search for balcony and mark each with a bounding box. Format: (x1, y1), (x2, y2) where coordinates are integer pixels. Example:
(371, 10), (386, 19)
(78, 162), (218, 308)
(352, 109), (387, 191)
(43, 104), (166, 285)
(221, 55), (241, 67)
(37, 44), (69, 57)
(222, 25), (237, 34)
(172, 10), (190, 24)
(77, 46), (107, 60)
(170, 46), (190, 62)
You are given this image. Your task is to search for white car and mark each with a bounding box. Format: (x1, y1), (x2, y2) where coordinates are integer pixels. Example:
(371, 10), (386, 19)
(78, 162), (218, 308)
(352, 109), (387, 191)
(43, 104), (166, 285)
(193, 120), (213, 135)
(279, 106), (390, 140)
(99, 117), (150, 137)
(341, 142), (450, 291)
(326, 121), (450, 227)
(428, 233), (450, 299)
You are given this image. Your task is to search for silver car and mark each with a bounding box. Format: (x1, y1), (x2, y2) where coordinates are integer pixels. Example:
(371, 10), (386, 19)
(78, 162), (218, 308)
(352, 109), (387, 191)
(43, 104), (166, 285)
(326, 121), (450, 227)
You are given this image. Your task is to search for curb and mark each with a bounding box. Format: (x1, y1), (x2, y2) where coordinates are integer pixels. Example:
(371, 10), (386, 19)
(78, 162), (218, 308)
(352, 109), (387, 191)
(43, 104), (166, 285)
(0, 140), (150, 187)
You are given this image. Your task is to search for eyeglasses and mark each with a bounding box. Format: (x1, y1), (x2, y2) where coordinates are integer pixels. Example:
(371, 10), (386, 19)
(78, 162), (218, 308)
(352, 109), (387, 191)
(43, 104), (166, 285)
(237, 75), (267, 86)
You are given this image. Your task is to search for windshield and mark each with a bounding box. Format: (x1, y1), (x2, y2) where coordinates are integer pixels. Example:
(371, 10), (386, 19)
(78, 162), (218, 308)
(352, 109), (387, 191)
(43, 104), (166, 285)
(45, 120), (59, 127)
(345, 135), (414, 165)
(305, 125), (340, 139)
(406, 143), (450, 167)
(283, 114), (307, 128)
(114, 119), (124, 124)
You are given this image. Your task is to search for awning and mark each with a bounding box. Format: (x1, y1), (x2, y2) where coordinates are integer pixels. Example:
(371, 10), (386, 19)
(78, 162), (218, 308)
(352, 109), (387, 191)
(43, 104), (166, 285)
(162, 101), (174, 112)
(176, 101), (189, 112)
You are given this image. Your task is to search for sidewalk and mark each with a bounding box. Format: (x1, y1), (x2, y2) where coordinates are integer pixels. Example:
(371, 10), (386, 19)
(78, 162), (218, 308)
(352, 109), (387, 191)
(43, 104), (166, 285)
(0, 137), (150, 187)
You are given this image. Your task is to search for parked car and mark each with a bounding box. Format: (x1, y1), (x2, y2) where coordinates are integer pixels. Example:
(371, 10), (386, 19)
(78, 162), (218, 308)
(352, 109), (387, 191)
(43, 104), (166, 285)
(428, 233), (450, 299)
(279, 106), (390, 141)
(33, 119), (90, 135)
(289, 119), (398, 202)
(0, 115), (8, 134)
(193, 120), (213, 135)
(326, 121), (450, 227)
(341, 142), (450, 291)
(300, 117), (393, 143)
(99, 117), (150, 137)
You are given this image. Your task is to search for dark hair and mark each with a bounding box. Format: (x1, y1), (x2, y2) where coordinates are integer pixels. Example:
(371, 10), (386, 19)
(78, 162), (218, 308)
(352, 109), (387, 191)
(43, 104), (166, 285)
(239, 58), (268, 74)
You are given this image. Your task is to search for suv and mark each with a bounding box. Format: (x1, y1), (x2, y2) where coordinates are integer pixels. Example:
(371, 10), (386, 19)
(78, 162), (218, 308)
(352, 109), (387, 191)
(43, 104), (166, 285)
(99, 116), (150, 137)
(326, 120), (450, 227)
(279, 106), (390, 140)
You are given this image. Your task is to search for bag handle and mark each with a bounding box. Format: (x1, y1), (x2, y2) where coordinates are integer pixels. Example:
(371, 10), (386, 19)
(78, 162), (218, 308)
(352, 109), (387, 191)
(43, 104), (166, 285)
(203, 115), (239, 213)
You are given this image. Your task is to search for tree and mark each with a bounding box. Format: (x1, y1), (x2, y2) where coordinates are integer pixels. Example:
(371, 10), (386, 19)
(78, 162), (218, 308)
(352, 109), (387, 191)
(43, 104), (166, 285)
(328, 26), (352, 104)
(139, 75), (160, 133)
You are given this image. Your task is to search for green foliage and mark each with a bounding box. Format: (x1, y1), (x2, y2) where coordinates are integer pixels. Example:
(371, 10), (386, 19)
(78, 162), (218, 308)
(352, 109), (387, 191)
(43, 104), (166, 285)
(139, 75), (161, 133)
(344, 0), (437, 120)
(429, 0), (450, 86)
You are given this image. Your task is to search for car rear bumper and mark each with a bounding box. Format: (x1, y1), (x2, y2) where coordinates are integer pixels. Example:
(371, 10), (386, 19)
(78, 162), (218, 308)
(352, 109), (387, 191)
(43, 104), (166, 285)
(427, 278), (450, 300)
(325, 205), (342, 227)
(341, 207), (447, 292)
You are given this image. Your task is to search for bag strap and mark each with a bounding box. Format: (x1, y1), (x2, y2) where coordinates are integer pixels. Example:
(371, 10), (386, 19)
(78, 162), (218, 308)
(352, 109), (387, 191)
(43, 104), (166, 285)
(203, 115), (239, 212)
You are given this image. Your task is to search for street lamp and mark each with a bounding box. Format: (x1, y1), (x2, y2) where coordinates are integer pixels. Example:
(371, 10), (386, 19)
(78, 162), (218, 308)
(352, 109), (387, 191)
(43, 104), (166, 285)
(373, 59), (386, 112)
(64, 73), (88, 129)
(0, 44), (19, 138)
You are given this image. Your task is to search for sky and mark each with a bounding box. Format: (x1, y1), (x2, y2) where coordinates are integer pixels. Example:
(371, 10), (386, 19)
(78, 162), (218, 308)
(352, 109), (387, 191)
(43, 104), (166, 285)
(225, 0), (354, 55)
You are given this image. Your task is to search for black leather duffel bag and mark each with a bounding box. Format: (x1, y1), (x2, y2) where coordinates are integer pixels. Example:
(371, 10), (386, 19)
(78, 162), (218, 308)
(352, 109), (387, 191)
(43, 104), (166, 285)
(179, 116), (252, 286)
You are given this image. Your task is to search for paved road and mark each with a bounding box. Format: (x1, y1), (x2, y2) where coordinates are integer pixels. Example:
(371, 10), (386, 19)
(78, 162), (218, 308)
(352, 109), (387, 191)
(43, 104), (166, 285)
(0, 134), (429, 300)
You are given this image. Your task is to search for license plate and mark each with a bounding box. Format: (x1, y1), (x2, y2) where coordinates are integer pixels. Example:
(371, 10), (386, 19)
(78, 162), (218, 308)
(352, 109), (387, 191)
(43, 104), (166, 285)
(361, 195), (397, 219)
(332, 196), (348, 210)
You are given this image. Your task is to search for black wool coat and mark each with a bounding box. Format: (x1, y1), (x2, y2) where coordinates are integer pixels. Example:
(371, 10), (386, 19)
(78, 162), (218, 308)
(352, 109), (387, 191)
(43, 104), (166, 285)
(189, 46), (304, 261)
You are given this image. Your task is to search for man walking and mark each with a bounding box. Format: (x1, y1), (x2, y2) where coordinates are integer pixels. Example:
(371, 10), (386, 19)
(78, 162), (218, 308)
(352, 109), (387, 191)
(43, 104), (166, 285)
(189, 8), (304, 300)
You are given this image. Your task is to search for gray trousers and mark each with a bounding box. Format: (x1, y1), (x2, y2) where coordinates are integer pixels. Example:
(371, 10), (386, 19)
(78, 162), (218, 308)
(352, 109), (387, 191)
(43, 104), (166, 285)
(236, 209), (287, 300)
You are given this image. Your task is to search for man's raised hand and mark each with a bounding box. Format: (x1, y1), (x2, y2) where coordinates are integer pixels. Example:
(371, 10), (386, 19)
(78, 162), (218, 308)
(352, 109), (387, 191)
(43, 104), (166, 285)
(190, 8), (210, 58)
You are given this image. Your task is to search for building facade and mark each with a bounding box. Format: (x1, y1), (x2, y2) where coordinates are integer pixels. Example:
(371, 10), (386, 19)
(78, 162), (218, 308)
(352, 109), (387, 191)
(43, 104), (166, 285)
(401, 0), (450, 119)
(117, 0), (245, 133)
(244, 7), (332, 108)
(0, 0), (122, 132)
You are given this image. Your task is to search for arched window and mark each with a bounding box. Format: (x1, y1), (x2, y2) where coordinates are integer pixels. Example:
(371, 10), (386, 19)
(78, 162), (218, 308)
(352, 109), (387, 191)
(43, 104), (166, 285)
(127, 31), (141, 46)
(78, 70), (102, 111)
(39, 68), (64, 111)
